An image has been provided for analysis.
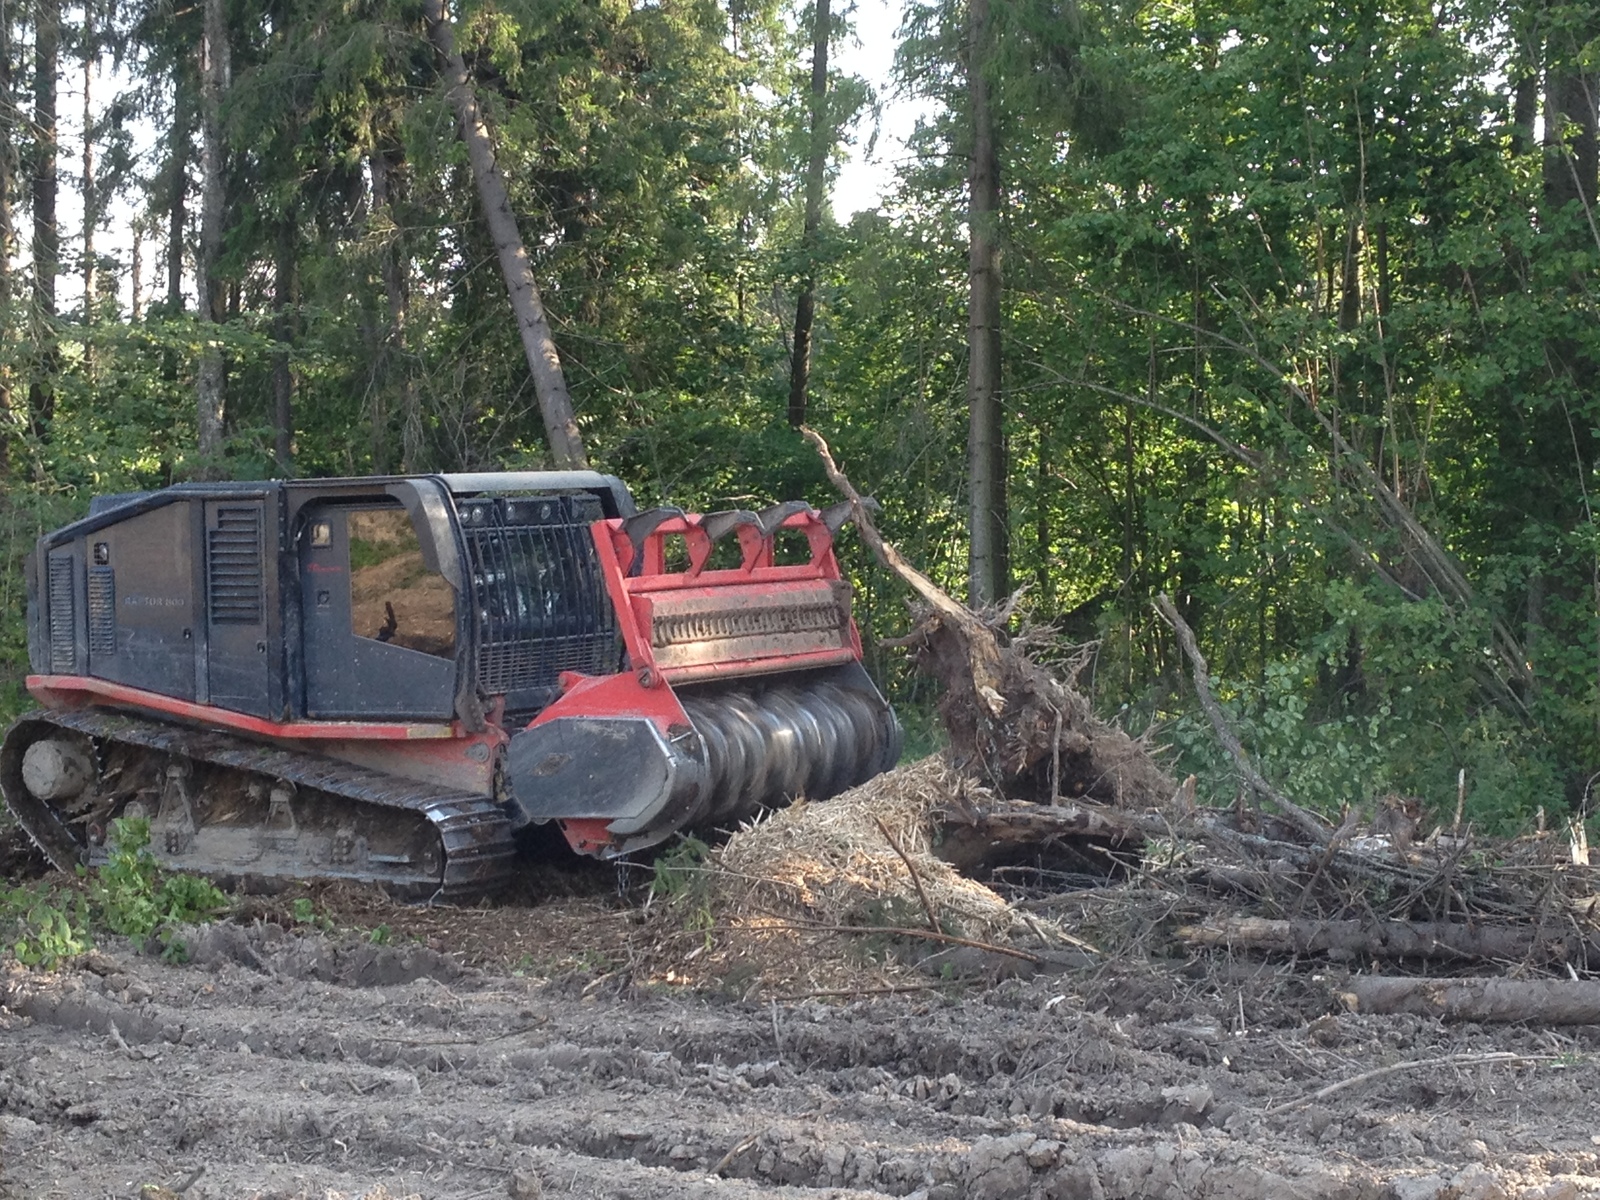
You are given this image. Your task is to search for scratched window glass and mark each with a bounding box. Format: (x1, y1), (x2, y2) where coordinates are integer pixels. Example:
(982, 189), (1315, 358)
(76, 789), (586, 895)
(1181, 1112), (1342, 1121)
(347, 509), (456, 658)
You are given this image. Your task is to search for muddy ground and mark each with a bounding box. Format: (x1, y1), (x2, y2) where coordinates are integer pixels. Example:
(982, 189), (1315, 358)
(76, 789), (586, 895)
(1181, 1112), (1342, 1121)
(2, 872), (1599, 1200)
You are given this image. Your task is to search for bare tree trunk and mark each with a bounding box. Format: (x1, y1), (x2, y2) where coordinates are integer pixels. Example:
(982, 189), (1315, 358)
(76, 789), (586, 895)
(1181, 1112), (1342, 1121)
(422, 0), (588, 470)
(369, 148), (421, 473)
(0, 3), (16, 470)
(158, 78), (188, 413)
(195, 0), (229, 476)
(81, 4), (93, 315)
(1346, 976), (1600, 1025)
(80, 1), (94, 376)
(271, 217), (294, 474)
(1511, 27), (1539, 159)
(965, 0), (1007, 606)
(787, 0), (831, 429)
(28, 0), (60, 445)
(165, 80), (186, 317)
(130, 222), (141, 321)
(1542, 37), (1598, 219)
(1178, 916), (1600, 966)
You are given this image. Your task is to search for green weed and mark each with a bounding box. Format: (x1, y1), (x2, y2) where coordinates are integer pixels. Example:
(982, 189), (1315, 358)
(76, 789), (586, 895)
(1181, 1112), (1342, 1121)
(2, 885), (90, 967)
(89, 817), (228, 960)
(3, 817), (233, 969)
(290, 896), (333, 931)
(649, 835), (716, 940)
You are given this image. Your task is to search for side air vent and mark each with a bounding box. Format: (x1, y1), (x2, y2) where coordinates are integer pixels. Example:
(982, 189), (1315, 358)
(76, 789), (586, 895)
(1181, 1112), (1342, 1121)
(47, 555), (75, 673)
(88, 566), (117, 656)
(207, 506), (264, 625)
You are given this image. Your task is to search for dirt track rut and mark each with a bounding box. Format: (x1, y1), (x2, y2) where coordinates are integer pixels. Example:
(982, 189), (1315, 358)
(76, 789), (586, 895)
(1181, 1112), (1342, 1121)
(2, 923), (1598, 1199)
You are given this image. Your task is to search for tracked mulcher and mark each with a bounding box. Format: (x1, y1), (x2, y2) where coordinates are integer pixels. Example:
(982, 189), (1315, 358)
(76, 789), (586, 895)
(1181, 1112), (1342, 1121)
(2, 472), (900, 898)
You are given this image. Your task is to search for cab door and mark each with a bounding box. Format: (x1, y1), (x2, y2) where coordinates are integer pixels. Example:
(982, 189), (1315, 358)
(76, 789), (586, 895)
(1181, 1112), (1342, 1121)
(297, 503), (458, 720)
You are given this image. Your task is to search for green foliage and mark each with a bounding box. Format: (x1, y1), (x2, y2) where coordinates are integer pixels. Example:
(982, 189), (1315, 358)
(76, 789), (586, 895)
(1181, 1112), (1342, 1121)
(1, 885), (90, 968)
(0, 819), (228, 968)
(92, 818), (229, 955)
(2, 0), (1597, 837)
(1167, 580), (1569, 830)
(649, 835), (717, 937)
(289, 896), (333, 931)
(894, 700), (949, 764)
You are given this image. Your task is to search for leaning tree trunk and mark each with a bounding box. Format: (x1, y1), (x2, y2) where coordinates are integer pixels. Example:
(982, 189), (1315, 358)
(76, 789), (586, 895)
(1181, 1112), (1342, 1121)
(965, 0), (1007, 606)
(786, 0), (831, 429)
(195, 0), (229, 477)
(422, 0), (588, 470)
(81, 2), (95, 377)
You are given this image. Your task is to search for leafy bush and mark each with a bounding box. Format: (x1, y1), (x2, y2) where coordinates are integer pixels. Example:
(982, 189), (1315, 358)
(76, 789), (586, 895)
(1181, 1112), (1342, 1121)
(1166, 580), (1570, 833)
(1, 885), (90, 967)
(90, 818), (229, 961)
(649, 835), (716, 937)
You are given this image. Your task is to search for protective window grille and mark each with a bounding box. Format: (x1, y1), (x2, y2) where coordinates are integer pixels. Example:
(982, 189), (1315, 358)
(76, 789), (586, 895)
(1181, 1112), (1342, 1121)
(88, 566), (117, 656)
(208, 506), (264, 625)
(48, 555), (75, 673)
(462, 502), (619, 695)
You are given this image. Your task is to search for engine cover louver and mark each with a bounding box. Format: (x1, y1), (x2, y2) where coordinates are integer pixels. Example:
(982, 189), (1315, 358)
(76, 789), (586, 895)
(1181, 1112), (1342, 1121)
(88, 566), (117, 656)
(207, 506), (264, 625)
(47, 555), (75, 673)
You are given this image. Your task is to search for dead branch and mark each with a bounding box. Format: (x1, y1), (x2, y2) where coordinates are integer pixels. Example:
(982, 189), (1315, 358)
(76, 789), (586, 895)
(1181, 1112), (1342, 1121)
(875, 815), (942, 934)
(758, 913), (1043, 964)
(709, 1133), (761, 1176)
(801, 424), (1005, 701)
(767, 983), (950, 1002)
(1263, 1052), (1547, 1117)
(1154, 594), (1329, 845)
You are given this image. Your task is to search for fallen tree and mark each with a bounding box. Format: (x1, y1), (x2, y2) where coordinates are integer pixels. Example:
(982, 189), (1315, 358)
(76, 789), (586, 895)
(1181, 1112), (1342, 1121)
(1343, 976), (1600, 1024)
(1178, 916), (1600, 965)
(933, 797), (1144, 876)
(645, 433), (1600, 1002)
(801, 426), (1172, 811)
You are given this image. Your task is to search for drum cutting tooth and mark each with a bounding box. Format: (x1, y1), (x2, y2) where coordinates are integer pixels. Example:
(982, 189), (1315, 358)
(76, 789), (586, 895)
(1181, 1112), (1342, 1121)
(679, 668), (902, 830)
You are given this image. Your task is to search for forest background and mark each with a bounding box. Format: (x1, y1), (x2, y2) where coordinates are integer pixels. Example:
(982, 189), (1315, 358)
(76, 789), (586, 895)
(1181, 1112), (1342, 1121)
(0, 0), (1596, 833)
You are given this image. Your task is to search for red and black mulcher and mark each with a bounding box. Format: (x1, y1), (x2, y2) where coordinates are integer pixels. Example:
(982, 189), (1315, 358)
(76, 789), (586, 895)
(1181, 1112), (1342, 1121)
(2, 472), (900, 898)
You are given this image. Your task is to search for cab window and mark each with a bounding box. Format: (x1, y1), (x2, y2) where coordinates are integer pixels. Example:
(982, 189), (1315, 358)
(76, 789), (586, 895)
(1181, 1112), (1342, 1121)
(347, 508), (456, 658)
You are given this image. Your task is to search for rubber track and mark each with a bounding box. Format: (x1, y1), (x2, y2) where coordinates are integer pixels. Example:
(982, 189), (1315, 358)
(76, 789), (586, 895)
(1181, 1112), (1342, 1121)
(3, 710), (517, 900)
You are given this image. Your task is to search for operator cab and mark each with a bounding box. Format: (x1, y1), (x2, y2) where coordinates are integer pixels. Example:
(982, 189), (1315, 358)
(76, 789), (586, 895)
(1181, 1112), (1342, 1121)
(288, 473), (633, 724)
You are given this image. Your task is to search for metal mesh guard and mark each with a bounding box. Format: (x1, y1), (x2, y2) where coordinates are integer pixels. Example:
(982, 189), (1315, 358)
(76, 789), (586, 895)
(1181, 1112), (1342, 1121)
(461, 496), (619, 696)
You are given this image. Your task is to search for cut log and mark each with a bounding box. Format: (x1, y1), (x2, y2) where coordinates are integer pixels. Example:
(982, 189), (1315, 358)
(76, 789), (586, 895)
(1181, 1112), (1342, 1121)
(1178, 916), (1600, 965)
(1343, 976), (1600, 1025)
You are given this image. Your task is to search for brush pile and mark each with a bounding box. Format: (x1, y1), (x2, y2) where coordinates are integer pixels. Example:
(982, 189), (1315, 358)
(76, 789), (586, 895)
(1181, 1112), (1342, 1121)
(643, 433), (1600, 1013)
